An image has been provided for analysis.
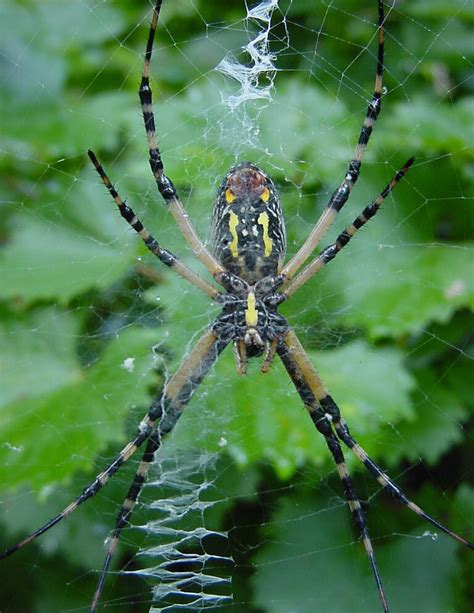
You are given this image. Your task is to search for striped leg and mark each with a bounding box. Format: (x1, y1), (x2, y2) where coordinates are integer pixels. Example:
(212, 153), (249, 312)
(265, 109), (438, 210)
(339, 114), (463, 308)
(283, 157), (414, 298)
(0, 330), (228, 563)
(279, 329), (473, 551)
(277, 329), (388, 612)
(139, 1), (224, 280)
(91, 431), (160, 612)
(281, 0), (385, 282)
(327, 408), (474, 550)
(90, 330), (229, 610)
(88, 150), (219, 299)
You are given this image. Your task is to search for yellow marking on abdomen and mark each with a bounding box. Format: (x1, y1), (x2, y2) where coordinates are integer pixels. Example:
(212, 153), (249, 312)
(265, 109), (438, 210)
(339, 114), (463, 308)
(229, 211), (239, 257)
(257, 211), (272, 257)
(245, 291), (258, 327)
(225, 188), (236, 203)
(261, 186), (270, 202)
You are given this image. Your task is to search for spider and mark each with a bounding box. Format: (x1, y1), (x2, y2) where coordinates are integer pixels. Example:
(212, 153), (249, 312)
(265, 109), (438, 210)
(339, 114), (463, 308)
(2, 1), (472, 611)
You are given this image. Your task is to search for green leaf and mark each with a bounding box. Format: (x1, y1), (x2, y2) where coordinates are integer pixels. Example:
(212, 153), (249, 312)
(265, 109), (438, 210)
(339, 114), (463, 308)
(405, 0), (474, 20)
(0, 166), (147, 304)
(384, 97), (474, 155)
(3, 92), (136, 159)
(0, 326), (158, 490)
(0, 308), (81, 408)
(323, 243), (474, 339)
(386, 369), (468, 466)
(257, 80), (353, 179)
(252, 489), (461, 613)
(0, 1), (125, 103)
(451, 484), (474, 537)
(0, 215), (132, 303)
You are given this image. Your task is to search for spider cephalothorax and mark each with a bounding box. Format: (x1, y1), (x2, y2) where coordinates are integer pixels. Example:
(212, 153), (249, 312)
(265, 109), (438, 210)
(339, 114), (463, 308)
(213, 282), (288, 368)
(3, 2), (472, 612)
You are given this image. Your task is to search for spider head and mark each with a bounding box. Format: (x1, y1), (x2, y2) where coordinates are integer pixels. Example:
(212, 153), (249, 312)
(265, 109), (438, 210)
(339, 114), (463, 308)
(214, 289), (288, 374)
(212, 162), (287, 285)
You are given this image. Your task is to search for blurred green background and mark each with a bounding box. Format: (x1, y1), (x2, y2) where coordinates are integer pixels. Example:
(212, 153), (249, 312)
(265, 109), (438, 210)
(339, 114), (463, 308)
(1, 0), (473, 611)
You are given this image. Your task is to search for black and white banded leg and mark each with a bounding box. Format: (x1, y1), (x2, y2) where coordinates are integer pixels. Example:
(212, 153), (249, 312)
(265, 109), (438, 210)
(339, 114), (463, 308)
(139, 0), (225, 281)
(278, 329), (389, 611)
(0, 329), (228, 608)
(281, 0), (386, 282)
(88, 329), (228, 611)
(284, 157), (415, 297)
(88, 149), (219, 300)
(277, 328), (473, 610)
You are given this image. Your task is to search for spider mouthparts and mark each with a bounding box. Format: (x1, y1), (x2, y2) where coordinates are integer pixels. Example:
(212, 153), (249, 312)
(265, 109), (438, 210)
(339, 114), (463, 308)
(244, 328), (265, 358)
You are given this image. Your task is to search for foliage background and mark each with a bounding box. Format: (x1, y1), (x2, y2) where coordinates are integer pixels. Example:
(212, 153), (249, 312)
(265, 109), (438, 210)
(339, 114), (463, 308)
(0, 0), (473, 611)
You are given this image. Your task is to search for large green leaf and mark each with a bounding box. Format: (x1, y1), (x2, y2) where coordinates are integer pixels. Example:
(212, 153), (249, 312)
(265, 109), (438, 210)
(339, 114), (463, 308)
(291, 240), (474, 340)
(0, 325), (159, 489)
(0, 215), (133, 303)
(0, 308), (81, 408)
(252, 488), (461, 613)
(337, 243), (474, 338)
(387, 369), (468, 466)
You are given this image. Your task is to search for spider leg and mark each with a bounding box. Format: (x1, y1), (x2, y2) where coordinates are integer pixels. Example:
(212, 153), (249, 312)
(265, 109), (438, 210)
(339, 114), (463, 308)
(277, 328), (388, 612)
(281, 0), (385, 282)
(283, 157), (414, 298)
(281, 328), (473, 550)
(91, 431), (160, 612)
(139, 1), (224, 281)
(0, 329), (228, 563)
(330, 412), (474, 550)
(90, 328), (229, 610)
(88, 150), (219, 299)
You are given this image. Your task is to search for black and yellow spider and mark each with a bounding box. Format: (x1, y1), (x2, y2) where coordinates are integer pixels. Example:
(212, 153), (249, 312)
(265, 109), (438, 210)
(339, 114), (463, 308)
(2, 1), (472, 611)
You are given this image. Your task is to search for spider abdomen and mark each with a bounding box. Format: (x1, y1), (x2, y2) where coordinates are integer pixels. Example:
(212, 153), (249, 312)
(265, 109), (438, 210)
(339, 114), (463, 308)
(212, 162), (286, 284)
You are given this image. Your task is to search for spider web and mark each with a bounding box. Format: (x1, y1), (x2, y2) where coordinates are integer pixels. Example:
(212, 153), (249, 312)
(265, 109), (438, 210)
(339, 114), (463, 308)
(0, 0), (473, 612)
